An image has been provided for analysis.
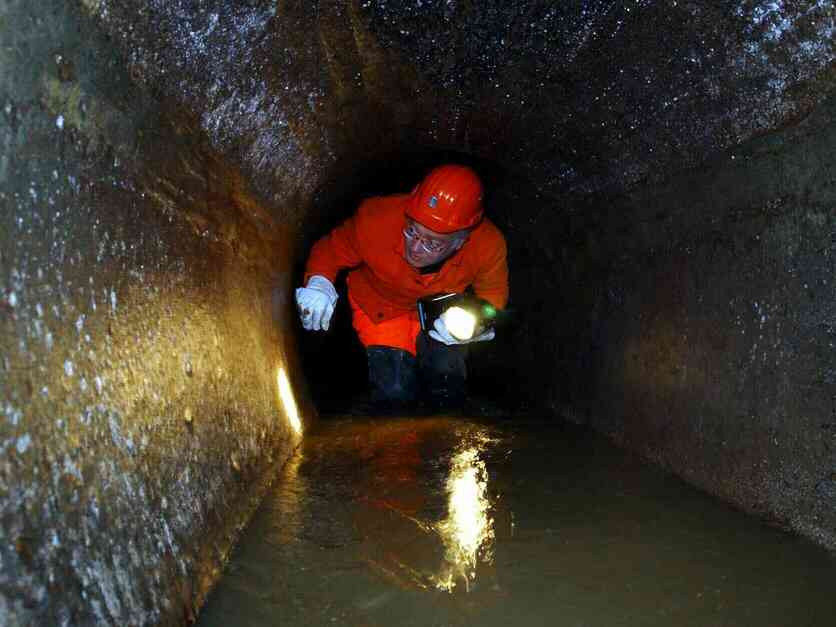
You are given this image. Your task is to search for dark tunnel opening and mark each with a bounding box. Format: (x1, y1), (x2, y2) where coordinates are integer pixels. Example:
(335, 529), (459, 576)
(2, 0), (836, 624)
(295, 149), (535, 414)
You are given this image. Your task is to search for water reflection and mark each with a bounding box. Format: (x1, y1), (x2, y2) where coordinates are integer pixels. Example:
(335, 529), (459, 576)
(434, 440), (495, 592)
(197, 418), (836, 627)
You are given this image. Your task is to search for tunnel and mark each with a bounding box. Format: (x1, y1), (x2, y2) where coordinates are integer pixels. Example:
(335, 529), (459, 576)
(1, 0), (835, 624)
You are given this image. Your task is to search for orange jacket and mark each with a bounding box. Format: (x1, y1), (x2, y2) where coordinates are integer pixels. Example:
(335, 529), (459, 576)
(305, 194), (509, 323)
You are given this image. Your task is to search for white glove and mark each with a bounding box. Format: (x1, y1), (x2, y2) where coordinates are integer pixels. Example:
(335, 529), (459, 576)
(295, 275), (338, 331)
(429, 315), (496, 346)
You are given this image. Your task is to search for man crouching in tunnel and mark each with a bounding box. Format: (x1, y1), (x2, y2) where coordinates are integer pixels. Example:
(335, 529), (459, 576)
(295, 164), (509, 413)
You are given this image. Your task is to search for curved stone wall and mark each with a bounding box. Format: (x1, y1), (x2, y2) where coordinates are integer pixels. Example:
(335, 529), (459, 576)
(1, 0), (834, 624)
(1, 2), (308, 624)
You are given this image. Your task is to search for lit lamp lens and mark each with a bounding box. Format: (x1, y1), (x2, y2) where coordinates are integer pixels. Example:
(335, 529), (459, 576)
(442, 306), (477, 341)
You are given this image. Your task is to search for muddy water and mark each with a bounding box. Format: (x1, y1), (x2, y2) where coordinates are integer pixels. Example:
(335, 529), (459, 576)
(197, 417), (836, 626)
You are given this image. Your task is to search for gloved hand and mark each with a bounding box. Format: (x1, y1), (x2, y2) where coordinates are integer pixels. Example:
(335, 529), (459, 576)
(429, 314), (496, 346)
(295, 275), (338, 331)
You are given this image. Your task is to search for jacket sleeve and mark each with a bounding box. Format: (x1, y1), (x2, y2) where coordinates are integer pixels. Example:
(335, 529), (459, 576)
(472, 232), (509, 310)
(304, 215), (364, 284)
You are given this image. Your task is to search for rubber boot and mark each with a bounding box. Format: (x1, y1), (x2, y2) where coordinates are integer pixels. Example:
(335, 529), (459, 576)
(366, 346), (418, 413)
(416, 332), (468, 412)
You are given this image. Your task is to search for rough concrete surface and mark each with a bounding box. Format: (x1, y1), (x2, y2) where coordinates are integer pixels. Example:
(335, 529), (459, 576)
(1, 1), (307, 625)
(588, 91), (836, 547)
(1, 0), (835, 624)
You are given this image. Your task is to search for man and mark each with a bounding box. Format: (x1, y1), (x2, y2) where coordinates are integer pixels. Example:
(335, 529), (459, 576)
(295, 164), (509, 411)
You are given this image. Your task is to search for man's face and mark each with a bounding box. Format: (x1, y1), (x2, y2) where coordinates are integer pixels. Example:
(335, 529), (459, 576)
(403, 219), (468, 268)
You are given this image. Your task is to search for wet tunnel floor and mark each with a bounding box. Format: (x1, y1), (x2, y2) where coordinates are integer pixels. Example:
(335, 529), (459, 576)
(197, 416), (836, 626)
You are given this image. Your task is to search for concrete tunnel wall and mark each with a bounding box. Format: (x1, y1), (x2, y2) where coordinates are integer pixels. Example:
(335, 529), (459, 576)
(1, 0), (834, 624)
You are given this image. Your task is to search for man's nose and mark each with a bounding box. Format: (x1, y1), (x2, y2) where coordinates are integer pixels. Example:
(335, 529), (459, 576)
(407, 237), (424, 254)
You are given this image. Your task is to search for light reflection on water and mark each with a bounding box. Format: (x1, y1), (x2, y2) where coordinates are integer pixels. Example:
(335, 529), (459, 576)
(434, 443), (495, 592)
(197, 417), (836, 627)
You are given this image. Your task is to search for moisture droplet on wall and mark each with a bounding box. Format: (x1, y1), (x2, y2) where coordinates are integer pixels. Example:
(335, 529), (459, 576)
(16, 434), (32, 454)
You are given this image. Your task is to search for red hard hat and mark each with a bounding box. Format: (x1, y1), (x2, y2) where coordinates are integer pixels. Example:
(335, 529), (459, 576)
(406, 165), (484, 233)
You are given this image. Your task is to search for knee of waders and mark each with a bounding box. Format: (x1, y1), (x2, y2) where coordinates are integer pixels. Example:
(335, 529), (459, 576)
(366, 346), (418, 406)
(416, 333), (468, 410)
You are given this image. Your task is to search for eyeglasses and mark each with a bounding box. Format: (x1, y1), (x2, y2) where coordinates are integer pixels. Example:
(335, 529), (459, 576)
(402, 223), (461, 254)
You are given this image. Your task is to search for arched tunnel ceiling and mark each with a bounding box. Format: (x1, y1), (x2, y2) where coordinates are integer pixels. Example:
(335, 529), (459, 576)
(87, 0), (836, 214)
(4, 3), (836, 624)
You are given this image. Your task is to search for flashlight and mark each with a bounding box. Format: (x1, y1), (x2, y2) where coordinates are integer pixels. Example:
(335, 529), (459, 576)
(441, 306), (477, 340)
(417, 293), (499, 341)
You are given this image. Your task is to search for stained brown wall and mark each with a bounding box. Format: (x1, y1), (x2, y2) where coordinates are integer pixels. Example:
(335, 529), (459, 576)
(1, 2), (308, 624)
(1, 1), (834, 625)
